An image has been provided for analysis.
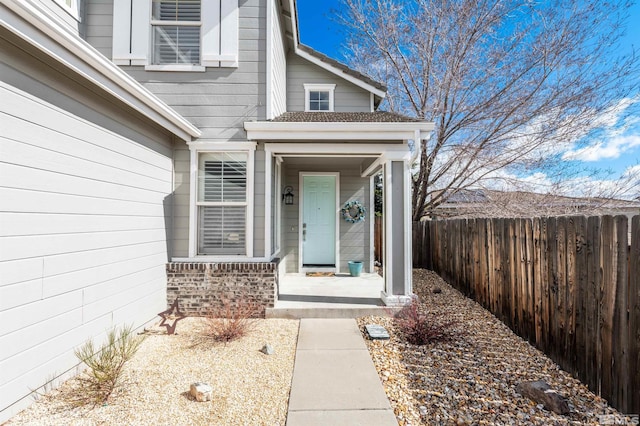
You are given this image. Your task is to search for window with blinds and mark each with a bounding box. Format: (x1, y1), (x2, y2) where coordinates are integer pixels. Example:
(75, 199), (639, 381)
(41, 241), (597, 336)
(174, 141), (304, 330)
(151, 0), (201, 65)
(197, 152), (247, 255)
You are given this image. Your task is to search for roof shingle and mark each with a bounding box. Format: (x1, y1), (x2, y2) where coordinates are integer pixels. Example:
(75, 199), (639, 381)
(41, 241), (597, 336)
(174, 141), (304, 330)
(270, 111), (423, 123)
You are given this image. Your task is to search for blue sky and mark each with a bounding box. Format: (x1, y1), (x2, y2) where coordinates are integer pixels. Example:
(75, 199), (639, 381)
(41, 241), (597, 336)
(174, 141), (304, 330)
(297, 0), (640, 194)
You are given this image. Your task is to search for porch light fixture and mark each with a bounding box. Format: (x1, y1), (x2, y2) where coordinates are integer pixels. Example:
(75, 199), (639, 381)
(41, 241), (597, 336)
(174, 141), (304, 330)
(283, 186), (294, 205)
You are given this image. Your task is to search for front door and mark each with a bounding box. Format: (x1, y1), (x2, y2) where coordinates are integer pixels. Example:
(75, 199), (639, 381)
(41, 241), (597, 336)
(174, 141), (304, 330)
(301, 174), (336, 266)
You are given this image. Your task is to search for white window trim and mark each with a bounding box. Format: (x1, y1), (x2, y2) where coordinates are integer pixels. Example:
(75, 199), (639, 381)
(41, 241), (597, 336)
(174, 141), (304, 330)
(145, 64), (206, 72)
(188, 142), (256, 258)
(304, 84), (336, 112)
(53, 0), (80, 20)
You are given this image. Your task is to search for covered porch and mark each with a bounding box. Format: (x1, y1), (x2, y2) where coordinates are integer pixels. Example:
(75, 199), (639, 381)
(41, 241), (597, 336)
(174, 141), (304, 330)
(245, 112), (434, 308)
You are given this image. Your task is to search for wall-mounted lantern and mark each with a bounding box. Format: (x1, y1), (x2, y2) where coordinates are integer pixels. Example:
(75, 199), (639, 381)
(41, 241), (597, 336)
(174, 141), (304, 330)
(283, 186), (294, 205)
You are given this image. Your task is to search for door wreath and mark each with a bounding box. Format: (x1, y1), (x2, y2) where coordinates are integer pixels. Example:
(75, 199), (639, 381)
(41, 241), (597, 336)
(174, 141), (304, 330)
(341, 200), (366, 223)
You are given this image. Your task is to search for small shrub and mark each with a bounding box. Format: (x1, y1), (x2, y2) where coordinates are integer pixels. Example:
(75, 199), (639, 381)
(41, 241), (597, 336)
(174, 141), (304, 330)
(204, 298), (261, 343)
(394, 299), (456, 345)
(74, 325), (145, 406)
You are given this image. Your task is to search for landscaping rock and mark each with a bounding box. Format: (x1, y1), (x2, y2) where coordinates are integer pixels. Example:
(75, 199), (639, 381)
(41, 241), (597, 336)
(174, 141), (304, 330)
(260, 343), (274, 355)
(516, 380), (570, 415)
(189, 382), (213, 402)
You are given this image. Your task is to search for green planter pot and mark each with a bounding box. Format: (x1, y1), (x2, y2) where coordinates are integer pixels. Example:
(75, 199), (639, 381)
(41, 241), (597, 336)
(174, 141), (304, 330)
(348, 261), (363, 277)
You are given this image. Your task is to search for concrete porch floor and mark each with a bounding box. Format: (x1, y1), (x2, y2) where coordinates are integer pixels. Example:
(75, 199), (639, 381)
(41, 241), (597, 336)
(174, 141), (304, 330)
(266, 273), (393, 318)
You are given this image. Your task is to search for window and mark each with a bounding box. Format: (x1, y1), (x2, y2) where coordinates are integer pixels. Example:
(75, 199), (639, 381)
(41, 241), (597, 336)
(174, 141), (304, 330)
(309, 91), (330, 111)
(151, 0), (201, 65)
(197, 152), (248, 255)
(112, 0), (239, 69)
(304, 84), (336, 112)
(53, 0), (79, 18)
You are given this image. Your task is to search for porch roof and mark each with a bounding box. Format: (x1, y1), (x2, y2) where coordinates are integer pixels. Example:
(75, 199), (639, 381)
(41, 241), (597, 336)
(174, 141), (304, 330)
(244, 115), (434, 142)
(270, 111), (421, 123)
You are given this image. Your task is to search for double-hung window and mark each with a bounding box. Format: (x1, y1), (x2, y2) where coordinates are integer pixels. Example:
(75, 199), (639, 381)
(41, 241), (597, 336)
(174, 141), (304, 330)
(151, 0), (201, 65)
(112, 0), (239, 68)
(196, 152), (248, 255)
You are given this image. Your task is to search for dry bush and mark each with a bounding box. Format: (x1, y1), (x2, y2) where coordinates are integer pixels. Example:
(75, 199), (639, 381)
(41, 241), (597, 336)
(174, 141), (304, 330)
(203, 298), (261, 344)
(73, 325), (144, 406)
(394, 299), (457, 345)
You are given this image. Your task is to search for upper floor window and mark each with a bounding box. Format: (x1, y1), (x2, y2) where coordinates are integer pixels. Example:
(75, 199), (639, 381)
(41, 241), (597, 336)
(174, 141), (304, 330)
(53, 0), (79, 19)
(151, 0), (201, 65)
(304, 84), (336, 112)
(112, 0), (239, 70)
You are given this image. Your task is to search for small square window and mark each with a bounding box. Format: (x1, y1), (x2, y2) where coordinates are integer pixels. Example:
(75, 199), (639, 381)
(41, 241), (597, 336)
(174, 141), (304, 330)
(304, 84), (336, 112)
(309, 91), (330, 111)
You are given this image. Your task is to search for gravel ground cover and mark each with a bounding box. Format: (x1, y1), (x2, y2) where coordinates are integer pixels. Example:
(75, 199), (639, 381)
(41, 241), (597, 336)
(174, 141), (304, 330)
(358, 269), (632, 426)
(6, 318), (298, 426)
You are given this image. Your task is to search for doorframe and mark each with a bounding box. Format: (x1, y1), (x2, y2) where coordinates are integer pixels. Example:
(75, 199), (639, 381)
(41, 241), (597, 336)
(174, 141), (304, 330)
(298, 171), (340, 273)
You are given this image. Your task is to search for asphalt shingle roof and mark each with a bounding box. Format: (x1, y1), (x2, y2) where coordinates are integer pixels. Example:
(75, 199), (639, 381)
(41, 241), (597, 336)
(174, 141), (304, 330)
(270, 111), (423, 123)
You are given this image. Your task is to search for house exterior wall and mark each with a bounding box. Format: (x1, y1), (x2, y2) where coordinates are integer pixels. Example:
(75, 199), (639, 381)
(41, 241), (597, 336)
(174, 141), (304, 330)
(84, 0), (269, 259)
(286, 52), (372, 112)
(281, 162), (371, 273)
(268, 0), (287, 118)
(84, 0), (267, 141)
(84, 0), (112, 58)
(0, 32), (176, 421)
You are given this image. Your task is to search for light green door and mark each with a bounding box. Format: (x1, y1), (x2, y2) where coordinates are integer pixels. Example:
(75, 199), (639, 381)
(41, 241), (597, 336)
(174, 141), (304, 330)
(302, 175), (336, 266)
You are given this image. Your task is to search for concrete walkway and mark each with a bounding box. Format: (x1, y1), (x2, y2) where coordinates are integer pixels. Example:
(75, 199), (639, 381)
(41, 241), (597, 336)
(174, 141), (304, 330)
(286, 319), (398, 426)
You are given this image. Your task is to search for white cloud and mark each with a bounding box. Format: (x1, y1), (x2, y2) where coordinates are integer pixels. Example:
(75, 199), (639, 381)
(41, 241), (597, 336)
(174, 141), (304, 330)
(562, 134), (640, 162)
(561, 96), (640, 162)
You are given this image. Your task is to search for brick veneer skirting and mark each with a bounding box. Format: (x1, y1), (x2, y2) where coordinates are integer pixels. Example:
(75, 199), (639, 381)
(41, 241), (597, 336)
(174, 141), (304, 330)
(166, 262), (278, 317)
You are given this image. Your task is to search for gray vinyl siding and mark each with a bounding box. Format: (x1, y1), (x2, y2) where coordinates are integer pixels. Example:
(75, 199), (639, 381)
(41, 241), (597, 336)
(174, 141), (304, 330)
(286, 53), (372, 113)
(84, 0), (113, 58)
(84, 0), (267, 140)
(0, 36), (174, 421)
(281, 163), (371, 273)
(84, 0), (269, 257)
(269, 0), (287, 117)
(172, 146), (191, 257)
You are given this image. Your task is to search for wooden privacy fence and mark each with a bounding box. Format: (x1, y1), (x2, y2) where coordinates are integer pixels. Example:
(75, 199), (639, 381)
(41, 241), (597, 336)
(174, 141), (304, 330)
(374, 216), (383, 264)
(413, 216), (639, 415)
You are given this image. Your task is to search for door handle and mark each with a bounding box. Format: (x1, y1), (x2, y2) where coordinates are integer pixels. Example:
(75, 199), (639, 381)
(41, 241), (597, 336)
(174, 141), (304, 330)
(303, 230), (306, 241)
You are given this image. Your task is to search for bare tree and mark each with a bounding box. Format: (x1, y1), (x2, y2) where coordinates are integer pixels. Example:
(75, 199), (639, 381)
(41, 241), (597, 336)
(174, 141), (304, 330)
(338, 0), (640, 220)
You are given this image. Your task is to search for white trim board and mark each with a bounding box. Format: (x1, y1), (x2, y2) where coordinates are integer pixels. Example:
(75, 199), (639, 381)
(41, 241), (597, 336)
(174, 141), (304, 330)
(245, 121), (434, 142)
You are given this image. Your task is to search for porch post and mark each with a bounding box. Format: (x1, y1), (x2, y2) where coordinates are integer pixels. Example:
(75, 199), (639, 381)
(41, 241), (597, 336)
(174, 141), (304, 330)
(381, 159), (414, 306)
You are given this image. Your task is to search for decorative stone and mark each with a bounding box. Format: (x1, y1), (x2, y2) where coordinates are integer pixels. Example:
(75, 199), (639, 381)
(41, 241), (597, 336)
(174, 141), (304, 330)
(516, 381), (570, 415)
(260, 344), (274, 355)
(365, 324), (390, 340)
(190, 382), (213, 402)
(432, 287), (442, 294)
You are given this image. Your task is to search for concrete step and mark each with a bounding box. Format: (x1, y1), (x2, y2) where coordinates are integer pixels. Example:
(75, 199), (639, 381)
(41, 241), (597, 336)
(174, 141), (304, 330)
(265, 306), (397, 319)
